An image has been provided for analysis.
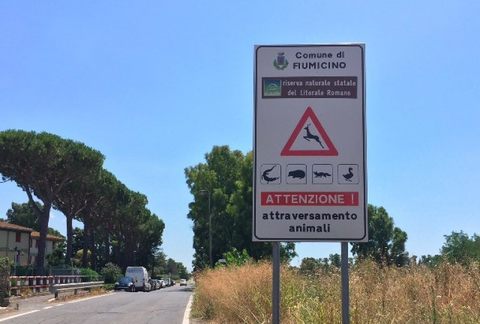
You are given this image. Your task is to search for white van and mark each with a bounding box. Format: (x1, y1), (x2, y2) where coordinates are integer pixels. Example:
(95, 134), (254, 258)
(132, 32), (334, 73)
(125, 266), (151, 292)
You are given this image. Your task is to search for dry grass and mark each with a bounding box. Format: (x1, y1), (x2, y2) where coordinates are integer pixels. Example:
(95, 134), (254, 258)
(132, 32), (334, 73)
(192, 261), (480, 323)
(192, 262), (272, 323)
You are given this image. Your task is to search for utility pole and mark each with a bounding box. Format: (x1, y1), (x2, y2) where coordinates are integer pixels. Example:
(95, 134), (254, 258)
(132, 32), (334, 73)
(200, 190), (212, 267)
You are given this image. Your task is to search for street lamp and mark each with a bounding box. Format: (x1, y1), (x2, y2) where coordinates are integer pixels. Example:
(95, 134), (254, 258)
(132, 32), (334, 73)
(199, 189), (212, 268)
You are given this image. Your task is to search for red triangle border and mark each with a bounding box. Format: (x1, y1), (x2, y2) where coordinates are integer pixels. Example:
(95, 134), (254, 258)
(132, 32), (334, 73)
(281, 107), (338, 156)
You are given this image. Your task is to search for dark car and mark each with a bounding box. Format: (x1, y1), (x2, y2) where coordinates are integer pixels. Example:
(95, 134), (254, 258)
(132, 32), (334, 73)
(114, 276), (136, 292)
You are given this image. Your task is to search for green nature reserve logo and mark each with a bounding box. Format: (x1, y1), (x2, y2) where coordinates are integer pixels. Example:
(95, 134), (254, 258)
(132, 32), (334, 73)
(263, 79), (281, 97)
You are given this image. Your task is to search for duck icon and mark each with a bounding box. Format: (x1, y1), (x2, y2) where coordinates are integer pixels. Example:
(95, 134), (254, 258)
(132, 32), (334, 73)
(342, 167), (354, 182)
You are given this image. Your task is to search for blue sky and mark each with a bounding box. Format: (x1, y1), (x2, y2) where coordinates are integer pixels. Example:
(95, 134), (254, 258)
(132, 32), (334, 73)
(1, 1), (479, 270)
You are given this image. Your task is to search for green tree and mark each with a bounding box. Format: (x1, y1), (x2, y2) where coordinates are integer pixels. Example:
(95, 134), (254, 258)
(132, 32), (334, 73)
(418, 254), (443, 267)
(227, 152), (293, 261)
(71, 227), (84, 259)
(6, 202), (41, 230)
(299, 257), (321, 275)
(73, 249), (91, 267)
(328, 253), (341, 267)
(7, 202), (64, 237)
(298, 254), (342, 275)
(166, 258), (178, 276)
(1, 131), (164, 273)
(135, 212), (165, 269)
(351, 204), (409, 266)
(0, 130), (103, 274)
(81, 170), (121, 269)
(185, 146), (295, 270)
(46, 241), (66, 266)
(77, 171), (128, 270)
(151, 251), (167, 278)
(279, 242), (297, 263)
(53, 168), (103, 265)
(47, 228), (63, 237)
(441, 231), (480, 265)
(223, 248), (252, 266)
(176, 262), (189, 279)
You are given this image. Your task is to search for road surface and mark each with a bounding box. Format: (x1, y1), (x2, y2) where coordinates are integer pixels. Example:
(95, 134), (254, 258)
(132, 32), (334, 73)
(0, 285), (193, 324)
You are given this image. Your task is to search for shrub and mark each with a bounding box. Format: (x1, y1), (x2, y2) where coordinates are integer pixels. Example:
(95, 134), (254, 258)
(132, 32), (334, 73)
(101, 263), (122, 283)
(11, 265), (34, 276)
(0, 257), (12, 306)
(222, 248), (252, 267)
(79, 268), (100, 281)
(103, 283), (115, 291)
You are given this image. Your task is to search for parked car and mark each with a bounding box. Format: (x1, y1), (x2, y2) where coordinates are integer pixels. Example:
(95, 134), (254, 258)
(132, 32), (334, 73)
(159, 279), (167, 288)
(125, 266), (151, 292)
(114, 276), (136, 292)
(149, 279), (159, 290)
(179, 279), (187, 286)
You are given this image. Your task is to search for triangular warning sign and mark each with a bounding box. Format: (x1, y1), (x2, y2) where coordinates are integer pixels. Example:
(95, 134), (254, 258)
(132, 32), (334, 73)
(281, 107), (338, 156)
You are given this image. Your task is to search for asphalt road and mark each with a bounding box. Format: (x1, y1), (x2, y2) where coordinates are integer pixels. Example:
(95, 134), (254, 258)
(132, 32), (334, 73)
(0, 285), (193, 324)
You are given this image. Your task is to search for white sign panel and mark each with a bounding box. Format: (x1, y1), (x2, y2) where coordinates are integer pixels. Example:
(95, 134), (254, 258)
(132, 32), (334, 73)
(253, 44), (367, 241)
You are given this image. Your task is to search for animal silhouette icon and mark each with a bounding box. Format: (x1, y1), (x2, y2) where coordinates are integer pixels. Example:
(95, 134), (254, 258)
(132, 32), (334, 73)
(303, 124), (324, 148)
(314, 171), (331, 178)
(288, 169), (305, 179)
(262, 165), (279, 183)
(342, 167), (354, 182)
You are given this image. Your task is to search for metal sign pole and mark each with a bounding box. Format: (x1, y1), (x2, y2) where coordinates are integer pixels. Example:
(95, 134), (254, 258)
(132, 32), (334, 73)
(341, 242), (350, 324)
(272, 242), (280, 324)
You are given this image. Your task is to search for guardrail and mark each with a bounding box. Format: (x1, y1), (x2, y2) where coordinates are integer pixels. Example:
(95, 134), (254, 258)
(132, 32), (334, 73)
(10, 275), (83, 295)
(49, 281), (105, 299)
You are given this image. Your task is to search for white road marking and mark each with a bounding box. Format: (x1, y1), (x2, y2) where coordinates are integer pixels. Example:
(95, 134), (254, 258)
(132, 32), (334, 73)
(182, 295), (193, 324)
(0, 309), (40, 322)
(43, 306), (53, 310)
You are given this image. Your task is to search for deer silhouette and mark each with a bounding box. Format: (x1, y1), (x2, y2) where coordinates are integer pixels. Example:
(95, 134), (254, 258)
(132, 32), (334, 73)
(303, 124), (324, 148)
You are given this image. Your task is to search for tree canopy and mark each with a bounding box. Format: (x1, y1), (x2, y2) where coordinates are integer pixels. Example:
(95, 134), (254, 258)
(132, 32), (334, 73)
(351, 204), (409, 266)
(185, 145), (296, 270)
(6, 202), (64, 237)
(6, 202), (40, 230)
(440, 231), (480, 265)
(0, 130), (165, 274)
(0, 130), (104, 273)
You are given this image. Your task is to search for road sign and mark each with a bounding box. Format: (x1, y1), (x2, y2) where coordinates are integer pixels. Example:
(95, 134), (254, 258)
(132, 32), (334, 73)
(253, 44), (367, 241)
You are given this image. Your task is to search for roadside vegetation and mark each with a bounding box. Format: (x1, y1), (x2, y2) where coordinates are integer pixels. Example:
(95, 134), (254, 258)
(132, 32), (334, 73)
(187, 145), (480, 322)
(0, 130), (191, 286)
(192, 260), (480, 323)
(0, 130), (165, 274)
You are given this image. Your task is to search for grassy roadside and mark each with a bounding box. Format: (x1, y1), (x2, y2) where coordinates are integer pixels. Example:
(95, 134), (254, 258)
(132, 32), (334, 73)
(191, 261), (480, 323)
